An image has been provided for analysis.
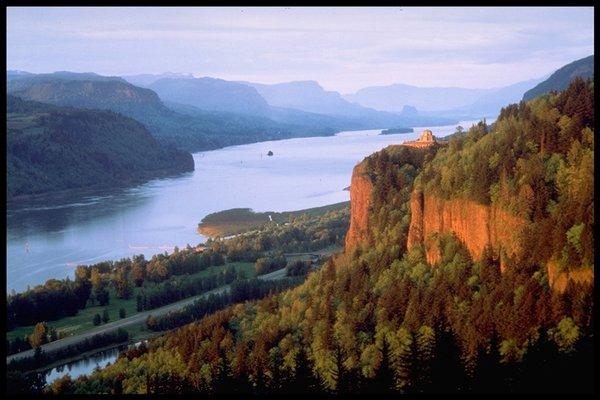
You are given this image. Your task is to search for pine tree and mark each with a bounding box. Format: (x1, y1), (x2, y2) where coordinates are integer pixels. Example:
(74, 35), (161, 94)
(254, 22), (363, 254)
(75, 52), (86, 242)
(102, 309), (110, 323)
(369, 336), (396, 393)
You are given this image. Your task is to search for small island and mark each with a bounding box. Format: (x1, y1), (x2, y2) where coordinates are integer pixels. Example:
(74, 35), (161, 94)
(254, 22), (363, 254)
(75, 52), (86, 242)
(380, 127), (414, 135)
(267, 150), (274, 156)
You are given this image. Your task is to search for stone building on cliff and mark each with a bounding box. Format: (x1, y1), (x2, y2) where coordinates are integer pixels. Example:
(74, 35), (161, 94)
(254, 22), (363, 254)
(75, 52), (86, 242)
(402, 129), (437, 148)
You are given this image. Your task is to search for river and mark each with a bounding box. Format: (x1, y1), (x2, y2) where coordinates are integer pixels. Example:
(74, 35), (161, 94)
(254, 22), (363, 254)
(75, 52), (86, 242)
(6, 119), (490, 292)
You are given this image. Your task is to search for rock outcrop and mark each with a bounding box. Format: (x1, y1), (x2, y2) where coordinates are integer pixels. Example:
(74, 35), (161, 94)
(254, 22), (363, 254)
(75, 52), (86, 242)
(343, 154), (593, 293)
(345, 162), (373, 251)
(407, 190), (527, 269)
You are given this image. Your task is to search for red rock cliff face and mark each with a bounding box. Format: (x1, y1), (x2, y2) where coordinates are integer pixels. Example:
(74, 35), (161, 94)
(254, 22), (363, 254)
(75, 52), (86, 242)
(407, 190), (527, 269)
(345, 163), (373, 251)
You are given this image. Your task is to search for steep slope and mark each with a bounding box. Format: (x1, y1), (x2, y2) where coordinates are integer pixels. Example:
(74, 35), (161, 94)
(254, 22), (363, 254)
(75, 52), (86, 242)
(7, 96), (194, 199)
(413, 78), (594, 290)
(344, 163), (373, 250)
(406, 191), (527, 269)
(147, 77), (271, 117)
(121, 72), (195, 87)
(9, 77), (169, 120)
(522, 55), (594, 101)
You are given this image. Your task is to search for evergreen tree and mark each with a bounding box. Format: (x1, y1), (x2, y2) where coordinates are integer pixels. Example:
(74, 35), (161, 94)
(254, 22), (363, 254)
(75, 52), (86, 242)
(29, 322), (49, 348)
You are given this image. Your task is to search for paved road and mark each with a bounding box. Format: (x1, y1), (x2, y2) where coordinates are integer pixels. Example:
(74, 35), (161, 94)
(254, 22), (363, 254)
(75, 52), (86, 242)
(7, 268), (288, 363)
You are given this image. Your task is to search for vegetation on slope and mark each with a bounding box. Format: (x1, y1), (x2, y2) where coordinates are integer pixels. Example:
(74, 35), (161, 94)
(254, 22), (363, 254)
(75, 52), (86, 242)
(419, 77), (594, 272)
(7, 96), (194, 199)
(198, 202), (349, 237)
(522, 55), (593, 101)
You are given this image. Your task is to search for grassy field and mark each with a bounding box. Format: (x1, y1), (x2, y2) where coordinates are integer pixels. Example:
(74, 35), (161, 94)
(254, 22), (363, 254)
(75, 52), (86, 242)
(7, 262), (255, 343)
(198, 201), (350, 237)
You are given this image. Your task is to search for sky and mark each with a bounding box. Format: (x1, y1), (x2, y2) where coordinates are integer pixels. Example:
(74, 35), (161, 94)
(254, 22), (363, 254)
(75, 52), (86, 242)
(6, 7), (594, 93)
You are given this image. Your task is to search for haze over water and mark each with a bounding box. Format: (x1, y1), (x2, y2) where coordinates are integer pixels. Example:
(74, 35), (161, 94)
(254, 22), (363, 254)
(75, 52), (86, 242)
(6, 120), (487, 292)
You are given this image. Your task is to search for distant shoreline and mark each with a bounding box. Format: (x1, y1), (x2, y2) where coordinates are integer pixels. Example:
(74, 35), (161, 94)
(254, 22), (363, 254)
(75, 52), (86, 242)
(198, 201), (350, 238)
(380, 127), (414, 135)
(7, 167), (194, 206)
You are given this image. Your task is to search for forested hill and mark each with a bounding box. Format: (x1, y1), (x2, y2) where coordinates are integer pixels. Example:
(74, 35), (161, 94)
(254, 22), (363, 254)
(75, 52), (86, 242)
(7, 96), (194, 199)
(522, 55), (593, 101)
(63, 81), (593, 394)
(7, 72), (345, 152)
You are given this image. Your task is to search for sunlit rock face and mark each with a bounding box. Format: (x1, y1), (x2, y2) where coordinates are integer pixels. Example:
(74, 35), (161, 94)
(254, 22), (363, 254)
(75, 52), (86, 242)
(345, 162), (373, 252)
(407, 190), (527, 271)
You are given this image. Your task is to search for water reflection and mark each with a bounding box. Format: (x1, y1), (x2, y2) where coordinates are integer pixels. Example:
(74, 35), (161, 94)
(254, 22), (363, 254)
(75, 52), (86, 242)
(44, 341), (148, 385)
(44, 345), (125, 385)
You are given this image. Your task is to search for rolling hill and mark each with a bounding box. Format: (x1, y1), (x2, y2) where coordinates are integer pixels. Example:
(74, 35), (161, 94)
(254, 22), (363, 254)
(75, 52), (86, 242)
(7, 95), (194, 199)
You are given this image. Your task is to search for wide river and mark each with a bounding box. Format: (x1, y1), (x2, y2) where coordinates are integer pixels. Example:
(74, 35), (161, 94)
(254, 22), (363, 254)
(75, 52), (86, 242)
(7, 119), (488, 292)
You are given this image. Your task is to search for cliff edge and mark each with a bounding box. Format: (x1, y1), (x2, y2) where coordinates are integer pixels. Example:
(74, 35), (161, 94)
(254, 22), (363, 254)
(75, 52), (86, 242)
(345, 162), (373, 251)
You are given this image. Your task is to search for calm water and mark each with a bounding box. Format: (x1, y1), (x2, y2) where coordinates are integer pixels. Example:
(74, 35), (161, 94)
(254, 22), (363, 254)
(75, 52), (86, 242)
(43, 345), (125, 385)
(43, 341), (146, 385)
(7, 119), (488, 292)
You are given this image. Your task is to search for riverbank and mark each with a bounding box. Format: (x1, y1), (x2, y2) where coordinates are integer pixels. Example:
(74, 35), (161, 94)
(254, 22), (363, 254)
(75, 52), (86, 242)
(7, 166), (195, 205)
(198, 201), (350, 237)
(34, 328), (160, 374)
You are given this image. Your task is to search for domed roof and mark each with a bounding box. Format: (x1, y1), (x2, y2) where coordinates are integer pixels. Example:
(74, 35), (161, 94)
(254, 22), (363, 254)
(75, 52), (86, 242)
(419, 129), (435, 142)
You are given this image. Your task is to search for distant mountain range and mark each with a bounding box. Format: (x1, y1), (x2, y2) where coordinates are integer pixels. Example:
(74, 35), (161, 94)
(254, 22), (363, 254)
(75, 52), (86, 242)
(238, 79), (454, 127)
(132, 76), (272, 117)
(7, 54), (592, 157)
(343, 77), (546, 118)
(522, 55), (594, 101)
(344, 84), (491, 113)
(6, 72), (348, 152)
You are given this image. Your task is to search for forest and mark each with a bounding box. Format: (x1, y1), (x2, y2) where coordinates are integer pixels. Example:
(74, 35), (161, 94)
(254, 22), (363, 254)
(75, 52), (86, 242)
(6, 95), (194, 199)
(30, 78), (593, 395)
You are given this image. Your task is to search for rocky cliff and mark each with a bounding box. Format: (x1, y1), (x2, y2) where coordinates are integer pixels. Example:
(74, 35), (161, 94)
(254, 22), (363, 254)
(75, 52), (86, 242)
(406, 190), (526, 270)
(345, 162), (373, 251)
(344, 154), (592, 293)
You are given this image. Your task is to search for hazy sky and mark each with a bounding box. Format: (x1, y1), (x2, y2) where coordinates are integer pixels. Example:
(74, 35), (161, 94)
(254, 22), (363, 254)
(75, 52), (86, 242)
(7, 7), (594, 93)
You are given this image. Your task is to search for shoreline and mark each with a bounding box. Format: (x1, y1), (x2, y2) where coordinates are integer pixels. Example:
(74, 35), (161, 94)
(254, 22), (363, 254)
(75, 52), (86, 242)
(35, 330), (161, 377)
(7, 167), (194, 205)
(198, 201), (350, 238)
